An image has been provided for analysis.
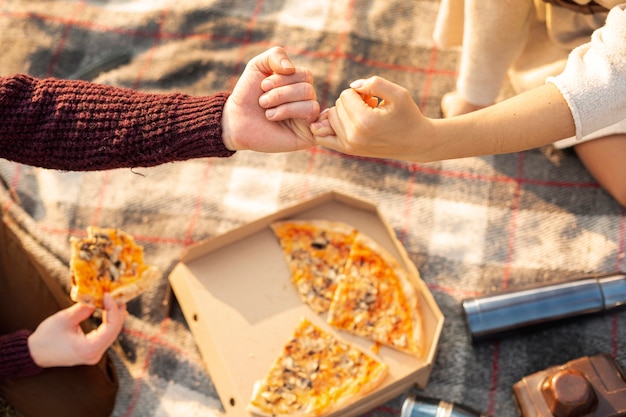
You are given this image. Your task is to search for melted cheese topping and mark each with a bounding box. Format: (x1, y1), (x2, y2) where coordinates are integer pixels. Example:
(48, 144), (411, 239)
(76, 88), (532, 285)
(70, 227), (149, 307)
(249, 318), (388, 417)
(271, 221), (356, 314)
(328, 234), (421, 355)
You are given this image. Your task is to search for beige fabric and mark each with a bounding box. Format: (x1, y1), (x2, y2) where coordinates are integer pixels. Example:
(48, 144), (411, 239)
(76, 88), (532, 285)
(432, 0), (465, 48)
(432, 0), (623, 147)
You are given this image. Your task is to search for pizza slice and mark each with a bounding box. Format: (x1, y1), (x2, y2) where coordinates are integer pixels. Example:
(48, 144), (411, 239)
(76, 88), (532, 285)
(247, 317), (388, 417)
(270, 220), (357, 314)
(327, 233), (424, 357)
(69, 226), (160, 308)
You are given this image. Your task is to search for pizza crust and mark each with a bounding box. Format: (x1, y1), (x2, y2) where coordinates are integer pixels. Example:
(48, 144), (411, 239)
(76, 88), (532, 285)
(328, 233), (424, 357)
(247, 389), (312, 417)
(109, 265), (160, 304)
(270, 220), (357, 314)
(254, 219), (426, 415)
(247, 318), (388, 417)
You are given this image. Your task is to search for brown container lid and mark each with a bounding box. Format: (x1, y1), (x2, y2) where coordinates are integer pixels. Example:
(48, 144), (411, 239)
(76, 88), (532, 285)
(513, 354), (626, 417)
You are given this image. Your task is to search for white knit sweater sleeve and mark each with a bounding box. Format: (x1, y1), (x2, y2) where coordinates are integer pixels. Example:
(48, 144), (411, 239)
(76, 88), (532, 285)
(546, 4), (626, 140)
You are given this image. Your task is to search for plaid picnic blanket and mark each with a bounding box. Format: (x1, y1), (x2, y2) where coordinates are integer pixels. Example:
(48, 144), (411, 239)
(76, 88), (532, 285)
(1, 1), (625, 416)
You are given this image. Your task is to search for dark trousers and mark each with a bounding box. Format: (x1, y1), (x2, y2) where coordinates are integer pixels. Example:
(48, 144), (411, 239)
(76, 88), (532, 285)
(0, 216), (118, 417)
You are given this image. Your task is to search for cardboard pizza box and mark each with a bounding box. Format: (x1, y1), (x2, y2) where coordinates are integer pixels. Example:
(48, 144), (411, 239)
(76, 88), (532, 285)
(168, 190), (444, 417)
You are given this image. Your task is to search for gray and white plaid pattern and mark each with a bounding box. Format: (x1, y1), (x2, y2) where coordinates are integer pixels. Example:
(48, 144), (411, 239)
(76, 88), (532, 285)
(0, 1), (624, 416)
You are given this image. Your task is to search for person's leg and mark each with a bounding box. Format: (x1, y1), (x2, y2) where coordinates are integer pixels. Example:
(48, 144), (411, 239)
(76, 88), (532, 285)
(442, 0), (534, 117)
(0, 216), (118, 417)
(574, 134), (626, 208)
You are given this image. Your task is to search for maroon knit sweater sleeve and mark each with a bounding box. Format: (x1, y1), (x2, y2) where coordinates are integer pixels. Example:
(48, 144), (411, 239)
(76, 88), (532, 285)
(0, 329), (43, 379)
(0, 74), (235, 171)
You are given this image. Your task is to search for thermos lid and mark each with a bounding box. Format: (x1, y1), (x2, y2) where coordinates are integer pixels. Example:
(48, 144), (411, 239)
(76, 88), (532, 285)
(401, 393), (488, 417)
(401, 394), (441, 417)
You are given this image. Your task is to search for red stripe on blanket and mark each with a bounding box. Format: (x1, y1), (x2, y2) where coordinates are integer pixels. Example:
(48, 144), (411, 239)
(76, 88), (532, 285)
(228, 0), (267, 91)
(0, 8), (458, 86)
(46, 1), (86, 77)
(486, 153), (525, 415)
(133, 8), (171, 90)
(488, 341), (500, 416)
(320, 0), (356, 107)
(124, 317), (171, 417)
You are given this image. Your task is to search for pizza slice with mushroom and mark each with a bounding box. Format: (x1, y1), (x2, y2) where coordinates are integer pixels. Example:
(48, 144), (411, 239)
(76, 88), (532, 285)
(270, 220), (357, 314)
(247, 317), (388, 417)
(69, 226), (160, 308)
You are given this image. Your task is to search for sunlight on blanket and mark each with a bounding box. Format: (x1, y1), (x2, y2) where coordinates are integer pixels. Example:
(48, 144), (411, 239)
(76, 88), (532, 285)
(153, 382), (225, 417)
(224, 167), (282, 221)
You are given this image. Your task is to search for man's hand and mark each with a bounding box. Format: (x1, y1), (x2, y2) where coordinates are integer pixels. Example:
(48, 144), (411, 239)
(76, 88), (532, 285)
(222, 46), (320, 152)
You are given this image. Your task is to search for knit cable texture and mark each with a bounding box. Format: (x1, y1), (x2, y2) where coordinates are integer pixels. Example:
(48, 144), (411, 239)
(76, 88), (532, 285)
(0, 74), (234, 171)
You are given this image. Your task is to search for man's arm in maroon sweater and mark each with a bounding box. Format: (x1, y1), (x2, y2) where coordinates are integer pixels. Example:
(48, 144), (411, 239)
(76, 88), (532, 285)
(0, 75), (234, 171)
(0, 46), (320, 171)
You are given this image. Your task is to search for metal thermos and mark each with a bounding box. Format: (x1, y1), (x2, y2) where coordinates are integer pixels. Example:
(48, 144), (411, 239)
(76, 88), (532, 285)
(401, 392), (489, 417)
(462, 272), (626, 341)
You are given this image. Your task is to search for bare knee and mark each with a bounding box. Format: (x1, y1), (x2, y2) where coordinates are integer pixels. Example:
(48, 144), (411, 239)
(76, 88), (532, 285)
(575, 135), (626, 209)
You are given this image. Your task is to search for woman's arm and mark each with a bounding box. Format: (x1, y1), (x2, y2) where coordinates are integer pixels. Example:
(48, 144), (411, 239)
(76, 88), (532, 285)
(312, 78), (574, 163)
(312, 5), (626, 163)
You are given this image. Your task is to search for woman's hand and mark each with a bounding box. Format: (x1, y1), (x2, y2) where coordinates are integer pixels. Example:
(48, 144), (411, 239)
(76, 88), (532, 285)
(28, 293), (127, 367)
(311, 76), (431, 161)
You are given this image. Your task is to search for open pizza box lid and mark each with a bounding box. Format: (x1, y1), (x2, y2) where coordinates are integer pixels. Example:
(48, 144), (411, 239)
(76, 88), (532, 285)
(168, 190), (444, 417)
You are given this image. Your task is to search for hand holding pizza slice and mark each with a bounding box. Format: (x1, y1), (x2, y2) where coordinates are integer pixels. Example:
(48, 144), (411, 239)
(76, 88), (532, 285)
(69, 226), (160, 308)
